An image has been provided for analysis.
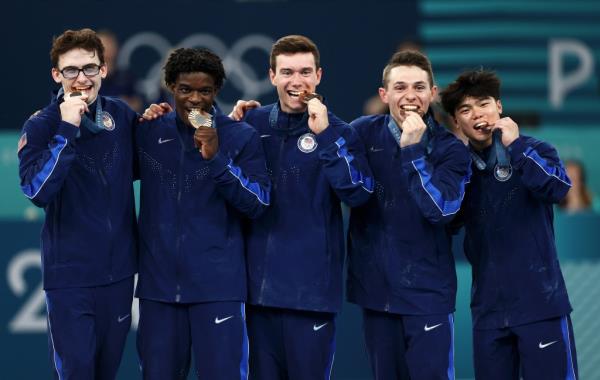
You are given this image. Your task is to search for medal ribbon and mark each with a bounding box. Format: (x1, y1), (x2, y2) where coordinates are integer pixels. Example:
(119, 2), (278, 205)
(469, 130), (510, 172)
(269, 103), (309, 130)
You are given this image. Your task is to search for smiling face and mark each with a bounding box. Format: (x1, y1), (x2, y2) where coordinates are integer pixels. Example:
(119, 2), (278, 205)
(453, 95), (503, 150)
(379, 65), (437, 126)
(51, 48), (107, 104)
(170, 71), (217, 127)
(269, 52), (322, 114)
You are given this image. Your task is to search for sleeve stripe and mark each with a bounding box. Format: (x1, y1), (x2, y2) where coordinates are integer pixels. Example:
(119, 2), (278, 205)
(21, 135), (68, 199)
(334, 137), (374, 193)
(226, 160), (270, 206)
(411, 157), (468, 216)
(523, 147), (572, 187)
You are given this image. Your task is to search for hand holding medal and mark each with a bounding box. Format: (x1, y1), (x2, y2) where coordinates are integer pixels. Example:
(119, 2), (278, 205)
(189, 109), (218, 160)
(293, 90), (328, 135)
(399, 105), (427, 148)
(60, 90), (89, 127)
(490, 117), (519, 147)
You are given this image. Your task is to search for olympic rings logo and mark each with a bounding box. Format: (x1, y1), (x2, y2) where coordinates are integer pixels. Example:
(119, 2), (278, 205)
(117, 32), (276, 110)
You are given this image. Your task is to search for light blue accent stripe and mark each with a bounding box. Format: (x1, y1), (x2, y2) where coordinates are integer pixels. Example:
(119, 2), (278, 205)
(227, 160), (270, 206)
(422, 1), (600, 15)
(324, 318), (336, 380)
(426, 47), (546, 63)
(447, 313), (455, 380)
(422, 22), (600, 40)
(426, 47), (600, 64)
(424, 97), (599, 114)
(334, 137), (374, 193)
(522, 147), (572, 186)
(435, 73), (598, 94)
(45, 296), (64, 380)
(411, 158), (467, 216)
(560, 316), (577, 380)
(499, 98), (600, 113)
(21, 135), (68, 199)
(240, 303), (249, 380)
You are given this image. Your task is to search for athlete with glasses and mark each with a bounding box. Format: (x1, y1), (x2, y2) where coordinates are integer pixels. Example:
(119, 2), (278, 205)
(18, 28), (138, 380)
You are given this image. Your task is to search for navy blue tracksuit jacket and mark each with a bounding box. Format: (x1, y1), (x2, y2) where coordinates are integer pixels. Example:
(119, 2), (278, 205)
(460, 135), (572, 329)
(243, 103), (374, 313)
(135, 112), (270, 304)
(347, 113), (471, 315)
(18, 96), (138, 289)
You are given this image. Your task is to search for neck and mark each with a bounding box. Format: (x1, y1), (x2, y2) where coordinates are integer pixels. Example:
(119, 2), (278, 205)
(279, 101), (306, 115)
(470, 139), (492, 152)
(390, 114), (403, 129)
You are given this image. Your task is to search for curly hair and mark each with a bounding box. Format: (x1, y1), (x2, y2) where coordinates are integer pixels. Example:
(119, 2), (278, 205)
(50, 28), (104, 68)
(440, 69), (501, 115)
(164, 48), (226, 89)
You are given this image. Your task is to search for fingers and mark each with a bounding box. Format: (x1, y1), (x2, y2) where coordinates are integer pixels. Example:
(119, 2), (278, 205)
(59, 96), (88, 126)
(159, 102), (173, 112)
(229, 100), (261, 121)
(193, 126), (217, 141)
(402, 112), (425, 131)
(246, 100), (261, 109)
(142, 103), (170, 120)
(307, 98), (326, 114)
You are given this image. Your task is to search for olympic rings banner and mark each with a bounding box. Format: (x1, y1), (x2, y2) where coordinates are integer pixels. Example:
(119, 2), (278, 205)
(2, 1), (419, 132)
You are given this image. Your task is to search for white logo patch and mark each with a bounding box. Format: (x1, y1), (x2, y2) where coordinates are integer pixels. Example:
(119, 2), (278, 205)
(102, 111), (115, 131)
(313, 322), (328, 331)
(297, 133), (317, 153)
(215, 315), (234, 324)
(158, 137), (175, 144)
(424, 323), (442, 332)
(539, 340), (558, 349)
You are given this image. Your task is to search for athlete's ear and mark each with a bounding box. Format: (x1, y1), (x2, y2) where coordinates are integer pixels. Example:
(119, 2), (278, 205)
(378, 87), (389, 104)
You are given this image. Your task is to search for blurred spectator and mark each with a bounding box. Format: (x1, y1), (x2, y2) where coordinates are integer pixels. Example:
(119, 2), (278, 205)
(98, 30), (144, 112)
(559, 159), (594, 213)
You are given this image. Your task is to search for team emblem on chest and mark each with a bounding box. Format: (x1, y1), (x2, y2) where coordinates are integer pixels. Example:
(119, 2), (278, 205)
(297, 133), (317, 153)
(102, 111), (115, 131)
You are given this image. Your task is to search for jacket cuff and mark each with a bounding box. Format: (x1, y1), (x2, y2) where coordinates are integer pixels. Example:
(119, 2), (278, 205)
(508, 136), (527, 168)
(57, 121), (80, 141)
(400, 142), (426, 163)
(207, 150), (229, 178)
(315, 125), (341, 148)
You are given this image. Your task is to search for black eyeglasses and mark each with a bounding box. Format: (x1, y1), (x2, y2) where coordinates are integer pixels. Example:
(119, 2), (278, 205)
(59, 64), (102, 79)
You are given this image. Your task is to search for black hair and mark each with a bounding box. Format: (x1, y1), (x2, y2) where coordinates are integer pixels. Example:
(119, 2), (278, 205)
(440, 69), (501, 115)
(164, 47), (226, 89)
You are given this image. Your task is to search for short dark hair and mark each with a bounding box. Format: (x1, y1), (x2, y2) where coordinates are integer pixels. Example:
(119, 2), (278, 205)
(50, 28), (105, 68)
(440, 69), (501, 115)
(270, 35), (320, 70)
(381, 50), (434, 88)
(164, 48), (226, 89)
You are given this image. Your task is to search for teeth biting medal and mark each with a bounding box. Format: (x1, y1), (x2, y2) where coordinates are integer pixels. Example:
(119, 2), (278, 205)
(188, 109), (213, 129)
(290, 90), (323, 104)
(474, 121), (491, 132)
